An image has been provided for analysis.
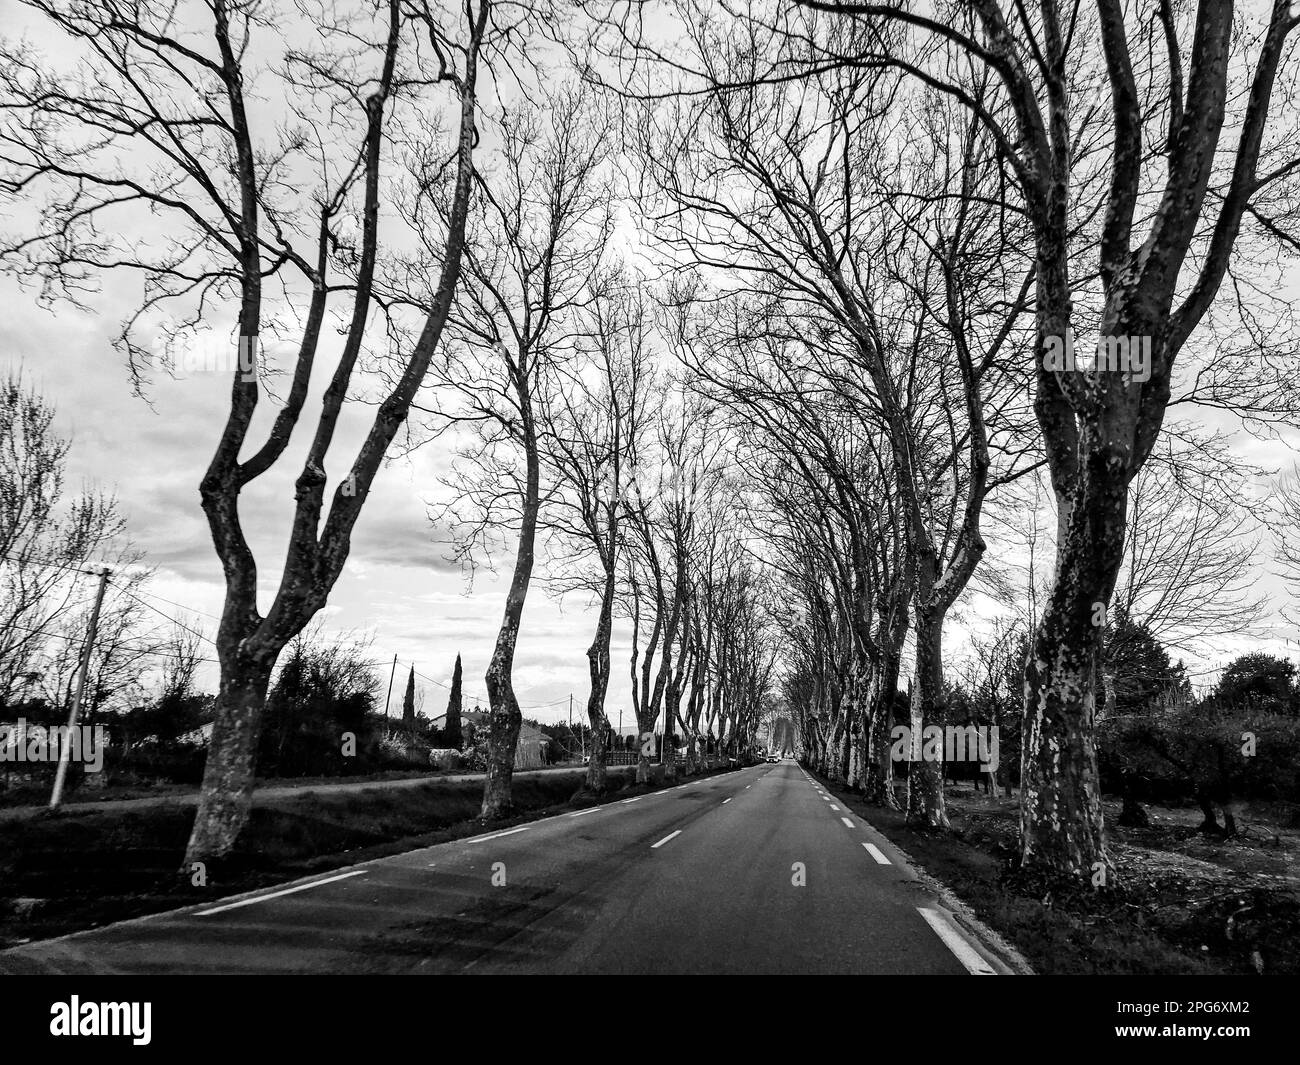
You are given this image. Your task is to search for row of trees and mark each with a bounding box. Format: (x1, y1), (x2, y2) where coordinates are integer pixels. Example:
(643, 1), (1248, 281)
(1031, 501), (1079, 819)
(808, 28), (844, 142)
(583, 0), (1300, 883)
(3, 0), (1298, 887)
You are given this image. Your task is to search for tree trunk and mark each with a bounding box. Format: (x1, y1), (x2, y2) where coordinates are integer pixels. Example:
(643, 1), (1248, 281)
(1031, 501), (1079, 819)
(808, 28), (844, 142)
(1222, 805), (1238, 838)
(839, 718), (852, 782)
(481, 635), (524, 818)
(1020, 460), (1126, 879)
(183, 658), (274, 867)
(846, 716), (865, 790)
(863, 657), (900, 809)
(1196, 787), (1220, 834)
(824, 704), (844, 782)
(635, 709), (655, 784)
(663, 677), (680, 783)
(1118, 773), (1149, 828)
(583, 568), (615, 794)
(480, 389), (538, 818)
(905, 610), (948, 828)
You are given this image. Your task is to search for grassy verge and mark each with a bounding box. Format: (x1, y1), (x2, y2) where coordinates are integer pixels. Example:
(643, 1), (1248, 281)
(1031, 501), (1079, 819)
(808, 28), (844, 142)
(814, 770), (1300, 975)
(0, 762), (594, 810)
(0, 762), (739, 949)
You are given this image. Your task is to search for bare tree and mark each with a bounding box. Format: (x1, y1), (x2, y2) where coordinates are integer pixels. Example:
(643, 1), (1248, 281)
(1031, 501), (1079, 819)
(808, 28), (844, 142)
(0, 371), (129, 705)
(1, 0), (499, 863)
(793, 0), (1300, 880)
(633, 23), (1035, 824)
(424, 86), (615, 816)
(1101, 438), (1265, 713)
(540, 273), (653, 791)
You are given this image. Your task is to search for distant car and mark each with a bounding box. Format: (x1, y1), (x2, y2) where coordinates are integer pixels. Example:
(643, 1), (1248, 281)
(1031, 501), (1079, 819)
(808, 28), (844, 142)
(766, 755), (778, 763)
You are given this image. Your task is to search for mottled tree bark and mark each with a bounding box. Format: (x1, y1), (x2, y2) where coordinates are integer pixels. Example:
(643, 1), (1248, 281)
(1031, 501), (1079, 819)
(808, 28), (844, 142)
(906, 609), (949, 828)
(863, 652), (901, 808)
(1019, 453), (1127, 873)
(480, 377), (539, 818)
(185, 658), (274, 863)
(583, 562), (615, 793)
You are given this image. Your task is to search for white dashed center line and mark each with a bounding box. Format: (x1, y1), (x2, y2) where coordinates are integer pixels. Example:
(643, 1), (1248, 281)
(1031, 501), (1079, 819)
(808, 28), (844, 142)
(840, 817), (854, 828)
(829, 803), (841, 811)
(722, 797), (732, 804)
(651, 830), (682, 849)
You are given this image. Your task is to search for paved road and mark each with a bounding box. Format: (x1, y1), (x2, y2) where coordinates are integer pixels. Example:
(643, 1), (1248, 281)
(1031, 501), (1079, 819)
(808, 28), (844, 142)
(0, 762), (1003, 975)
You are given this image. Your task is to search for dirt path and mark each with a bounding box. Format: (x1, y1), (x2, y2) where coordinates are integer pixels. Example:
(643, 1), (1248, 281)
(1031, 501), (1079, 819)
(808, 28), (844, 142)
(0, 764), (588, 822)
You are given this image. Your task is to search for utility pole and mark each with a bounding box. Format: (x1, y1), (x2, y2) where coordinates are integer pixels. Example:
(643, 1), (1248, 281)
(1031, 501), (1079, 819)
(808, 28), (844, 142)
(50, 567), (109, 809)
(383, 653), (397, 730)
(561, 696), (577, 764)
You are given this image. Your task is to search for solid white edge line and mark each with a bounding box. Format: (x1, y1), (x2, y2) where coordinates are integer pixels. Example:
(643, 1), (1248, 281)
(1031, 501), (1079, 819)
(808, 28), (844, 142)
(840, 816), (854, 827)
(862, 842), (891, 865)
(917, 908), (998, 975)
(466, 825), (531, 844)
(651, 829), (682, 849)
(196, 870), (367, 916)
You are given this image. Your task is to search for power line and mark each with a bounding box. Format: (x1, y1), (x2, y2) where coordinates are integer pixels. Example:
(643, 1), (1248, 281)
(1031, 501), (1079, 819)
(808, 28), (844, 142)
(2, 620), (222, 664)
(114, 585), (213, 646)
(127, 585), (225, 625)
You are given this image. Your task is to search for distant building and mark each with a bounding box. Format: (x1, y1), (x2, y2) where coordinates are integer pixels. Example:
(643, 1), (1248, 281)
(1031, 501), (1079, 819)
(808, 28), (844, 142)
(429, 708), (552, 770)
(176, 722), (213, 745)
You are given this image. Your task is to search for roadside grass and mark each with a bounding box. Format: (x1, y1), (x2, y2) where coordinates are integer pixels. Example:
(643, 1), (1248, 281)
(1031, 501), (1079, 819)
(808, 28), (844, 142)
(814, 771), (1300, 976)
(0, 762), (740, 950)
(0, 761), (594, 810)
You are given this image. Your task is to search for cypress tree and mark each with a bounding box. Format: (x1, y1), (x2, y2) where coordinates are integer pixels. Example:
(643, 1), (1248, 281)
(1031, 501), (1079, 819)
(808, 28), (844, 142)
(402, 666), (416, 742)
(445, 654), (464, 748)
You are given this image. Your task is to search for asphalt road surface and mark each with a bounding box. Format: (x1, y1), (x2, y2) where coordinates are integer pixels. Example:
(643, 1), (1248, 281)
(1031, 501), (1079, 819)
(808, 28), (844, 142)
(0, 761), (1006, 975)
